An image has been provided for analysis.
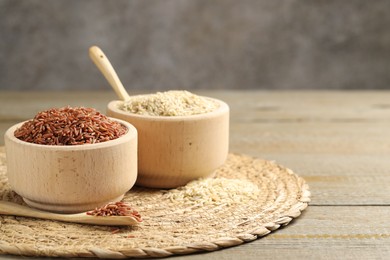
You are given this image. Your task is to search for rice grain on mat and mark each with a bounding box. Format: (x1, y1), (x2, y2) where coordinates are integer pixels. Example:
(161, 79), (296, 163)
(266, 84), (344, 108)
(163, 177), (260, 206)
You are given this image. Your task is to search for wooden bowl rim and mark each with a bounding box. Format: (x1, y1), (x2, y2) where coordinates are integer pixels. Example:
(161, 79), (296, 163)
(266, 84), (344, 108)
(107, 97), (229, 122)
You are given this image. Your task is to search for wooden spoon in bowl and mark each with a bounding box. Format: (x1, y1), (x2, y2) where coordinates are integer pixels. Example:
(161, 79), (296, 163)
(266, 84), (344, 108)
(0, 201), (141, 226)
(89, 45), (130, 101)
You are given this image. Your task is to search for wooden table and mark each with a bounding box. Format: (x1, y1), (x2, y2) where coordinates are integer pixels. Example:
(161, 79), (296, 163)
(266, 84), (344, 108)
(1, 90), (389, 259)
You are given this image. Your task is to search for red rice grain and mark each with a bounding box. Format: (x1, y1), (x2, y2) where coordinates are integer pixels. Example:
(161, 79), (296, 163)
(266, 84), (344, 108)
(86, 202), (142, 222)
(14, 106), (127, 145)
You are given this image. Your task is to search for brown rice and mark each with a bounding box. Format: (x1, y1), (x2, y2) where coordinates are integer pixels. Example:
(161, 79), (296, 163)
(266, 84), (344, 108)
(86, 202), (142, 222)
(14, 106), (127, 145)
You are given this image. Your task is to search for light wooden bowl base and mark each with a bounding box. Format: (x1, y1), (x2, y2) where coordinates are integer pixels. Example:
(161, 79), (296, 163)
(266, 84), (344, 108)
(23, 195), (125, 213)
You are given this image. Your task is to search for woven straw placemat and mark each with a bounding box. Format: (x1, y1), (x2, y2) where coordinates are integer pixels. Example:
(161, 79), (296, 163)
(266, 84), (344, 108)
(0, 150), (310, 258)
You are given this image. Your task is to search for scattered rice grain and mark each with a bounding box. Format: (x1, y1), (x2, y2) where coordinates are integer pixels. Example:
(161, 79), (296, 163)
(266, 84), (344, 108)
(163, 177), (260, 206)
(86, 202), (142, 222)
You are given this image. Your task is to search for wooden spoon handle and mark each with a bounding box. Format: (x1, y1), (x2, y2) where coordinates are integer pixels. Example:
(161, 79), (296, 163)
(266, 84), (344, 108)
(89, 46), (130, 101)
(0, 200), (60, 219)
(0, 201), (139, 226)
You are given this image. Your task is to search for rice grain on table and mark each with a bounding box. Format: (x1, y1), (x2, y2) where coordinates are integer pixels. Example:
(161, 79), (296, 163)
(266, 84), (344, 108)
(119, 90), (219, 116)
(14, 106), (127, 145)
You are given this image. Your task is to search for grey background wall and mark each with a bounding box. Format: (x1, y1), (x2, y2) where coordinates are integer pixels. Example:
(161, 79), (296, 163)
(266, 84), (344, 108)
(1, 0), (389, 91)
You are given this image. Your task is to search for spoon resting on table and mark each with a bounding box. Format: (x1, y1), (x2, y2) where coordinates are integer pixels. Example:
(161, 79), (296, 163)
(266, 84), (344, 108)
(0, 201), (141, 226)
(89, 45), (130, 101)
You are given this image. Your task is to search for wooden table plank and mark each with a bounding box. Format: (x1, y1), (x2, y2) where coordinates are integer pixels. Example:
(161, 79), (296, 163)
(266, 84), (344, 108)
(1, 91), (390, 206)
(259, 155), (390, 206)
(182, 206), (390, 260)
(1, 90), (389, 259)
(0, 91), (118, 120)
(2, 90), (390, 122)
(231, 118), (390, 153)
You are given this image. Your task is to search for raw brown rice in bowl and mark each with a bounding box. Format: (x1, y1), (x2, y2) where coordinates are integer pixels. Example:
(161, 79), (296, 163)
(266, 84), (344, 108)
(14, 106), (127, 146)
(4, 106), (138, 213)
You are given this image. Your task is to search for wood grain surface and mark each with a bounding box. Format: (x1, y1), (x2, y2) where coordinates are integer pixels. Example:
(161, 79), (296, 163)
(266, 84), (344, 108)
(0, 90), (389, 259)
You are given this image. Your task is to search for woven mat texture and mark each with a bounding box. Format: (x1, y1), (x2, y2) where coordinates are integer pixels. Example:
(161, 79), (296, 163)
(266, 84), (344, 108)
(0, 151), (310, 258)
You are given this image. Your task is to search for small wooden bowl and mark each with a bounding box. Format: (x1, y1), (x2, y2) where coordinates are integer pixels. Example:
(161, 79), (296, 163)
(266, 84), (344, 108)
(4, 118), (138, 213)
(107, 98), (229, 188)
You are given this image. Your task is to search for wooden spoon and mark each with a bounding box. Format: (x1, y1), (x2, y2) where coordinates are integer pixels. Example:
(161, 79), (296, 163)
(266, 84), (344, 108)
(0, 201), (140, 226)
(89, 45), (130, 101)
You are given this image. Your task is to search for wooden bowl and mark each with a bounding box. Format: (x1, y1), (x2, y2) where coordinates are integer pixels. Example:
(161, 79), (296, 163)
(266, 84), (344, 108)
(4, 118), (137, 213)
(107, 98), (229, 188)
